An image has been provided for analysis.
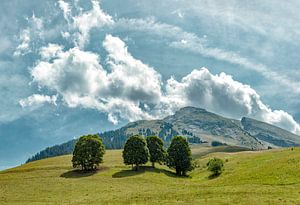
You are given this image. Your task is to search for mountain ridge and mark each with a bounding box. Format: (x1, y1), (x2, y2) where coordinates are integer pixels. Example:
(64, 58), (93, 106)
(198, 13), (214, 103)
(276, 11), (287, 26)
(26, 106), (300, 163)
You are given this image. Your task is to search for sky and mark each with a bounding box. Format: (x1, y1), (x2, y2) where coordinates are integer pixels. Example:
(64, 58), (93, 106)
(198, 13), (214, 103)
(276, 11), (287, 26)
(1, 0), (300, 170)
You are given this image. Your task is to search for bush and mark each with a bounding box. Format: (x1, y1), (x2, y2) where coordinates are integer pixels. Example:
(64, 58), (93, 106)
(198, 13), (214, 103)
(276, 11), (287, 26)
(167, 136), (194, 176)
(207, 157), (224, 176)
(146, 136), (166, 168)
(123, 135), (149, 171)
(72, 134), (105, 171)
(211, 141), (226, 147)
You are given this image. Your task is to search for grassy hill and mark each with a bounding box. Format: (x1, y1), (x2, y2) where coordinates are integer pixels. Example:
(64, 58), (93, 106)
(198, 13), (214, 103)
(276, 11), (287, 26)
(1, 146), (300, 204)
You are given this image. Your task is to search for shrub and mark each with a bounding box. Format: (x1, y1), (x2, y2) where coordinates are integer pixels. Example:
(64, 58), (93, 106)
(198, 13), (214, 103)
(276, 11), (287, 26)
(211, 141), (226, 147)
(72, 134), (105, 171)
(207, 157), (224, 176)
(123, 135), (149, 171)
(167, 136), (194, 176)
(146, 136), (166, 168)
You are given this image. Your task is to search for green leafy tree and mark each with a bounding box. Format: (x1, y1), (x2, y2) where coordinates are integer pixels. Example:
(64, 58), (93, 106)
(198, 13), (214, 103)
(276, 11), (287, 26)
(72, 134), (105, 171)
(146, 136), (166, 168)
(167, 136), (194, 176)
(207, 157), (224, 176)
(123, 135), (149, 171)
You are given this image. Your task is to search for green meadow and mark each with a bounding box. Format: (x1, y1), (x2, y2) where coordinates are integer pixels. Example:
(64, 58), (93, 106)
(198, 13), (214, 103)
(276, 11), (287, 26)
(0, 146), (300, 204)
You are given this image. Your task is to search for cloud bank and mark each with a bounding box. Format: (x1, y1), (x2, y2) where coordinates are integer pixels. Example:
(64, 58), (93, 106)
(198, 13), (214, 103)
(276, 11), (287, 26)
(17, 0), (300, 135)
(23, 33), (300, 134)
(28, 34), (161, 124)
(166, 68), (300, 134)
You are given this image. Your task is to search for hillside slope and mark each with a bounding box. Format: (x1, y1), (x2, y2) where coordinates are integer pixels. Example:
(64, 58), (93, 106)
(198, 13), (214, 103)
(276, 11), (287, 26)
(26, 107), (300, 163)
(164, 107), (263, 149)
(241, 117), (300, 147)
(1, 147), (300, 204)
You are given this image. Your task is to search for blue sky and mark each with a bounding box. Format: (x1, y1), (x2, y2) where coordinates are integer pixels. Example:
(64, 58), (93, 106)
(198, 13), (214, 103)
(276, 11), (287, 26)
(1, 0), (300, 170)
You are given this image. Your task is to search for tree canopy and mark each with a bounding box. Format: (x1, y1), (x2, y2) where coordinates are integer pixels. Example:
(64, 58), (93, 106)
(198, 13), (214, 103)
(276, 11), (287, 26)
(207, 157), (224, 176)
(123, 135), (149, 171)
(72, 134), (105, 171)
(167, 136), (194, 176)
(146, 136), (166, 168)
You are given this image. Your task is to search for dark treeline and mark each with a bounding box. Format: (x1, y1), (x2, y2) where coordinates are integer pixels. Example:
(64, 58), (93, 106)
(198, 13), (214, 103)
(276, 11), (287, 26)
(26, 126), (203, 163)
(26, 140), (77, 163)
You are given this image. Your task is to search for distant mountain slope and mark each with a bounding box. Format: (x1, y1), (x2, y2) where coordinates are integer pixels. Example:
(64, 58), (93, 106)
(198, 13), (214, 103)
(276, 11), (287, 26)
(163, 107), (263, 149)
(26, 107), (300, 163)
(241, 117), (300, 147)
(26, 140), (76, 163)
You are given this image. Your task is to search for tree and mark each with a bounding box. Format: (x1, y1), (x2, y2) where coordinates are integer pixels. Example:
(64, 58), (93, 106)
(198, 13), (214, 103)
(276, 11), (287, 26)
(211, 141), (226, 147)
(72, 134), (105, 171)
(167, 136), (194, 176)
(207, 157), (224, 176)
(146, 136), (166, 168)
(123, 135), (149, 171)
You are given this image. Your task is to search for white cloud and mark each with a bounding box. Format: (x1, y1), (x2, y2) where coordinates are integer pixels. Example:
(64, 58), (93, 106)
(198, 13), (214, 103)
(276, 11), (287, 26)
(14, 29), (31, 56)
(170, 40), (300, 94)
(14, 13), (44, 56)
(28, 35), (160, 123)
(182, 0), (300, 44)
(40, 43), (63, 60)
(165, 68), (300, 134)
(73, 0), (114, 47)
(58, 0), (71, 23)
(115, 18), (300, 94)
(24, 32), (300, 134)
(58, 0), (114, 48)
(19, 94), (57, 108)
(103, 34), (162, 104)
(31, 46), (108, 105)
(115, 18), (203, 44)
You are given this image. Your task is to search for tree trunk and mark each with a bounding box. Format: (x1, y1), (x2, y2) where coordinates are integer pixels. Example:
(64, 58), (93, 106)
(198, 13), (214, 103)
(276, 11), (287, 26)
(176, 168), (180, 176)
(136, 164), (139, 171)
(152, 162), (155, 168)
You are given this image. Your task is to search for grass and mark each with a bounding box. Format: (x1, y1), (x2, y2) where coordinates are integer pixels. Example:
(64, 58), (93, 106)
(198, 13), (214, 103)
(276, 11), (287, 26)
(0, 146), (300, 204)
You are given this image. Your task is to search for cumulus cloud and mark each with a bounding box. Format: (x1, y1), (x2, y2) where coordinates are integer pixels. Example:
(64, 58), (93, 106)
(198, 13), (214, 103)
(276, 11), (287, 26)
(27, 35), (161, 124)
(115, 18), (300, 94)
(170, 39), (300, 94)
(40, 43), (63, 60)
(24, 34), (300, 134)
(165, 68), (300, 134)
(31, 46), (107, 107)
(103, 34), (162, 104)
(19, 94), (57, 108)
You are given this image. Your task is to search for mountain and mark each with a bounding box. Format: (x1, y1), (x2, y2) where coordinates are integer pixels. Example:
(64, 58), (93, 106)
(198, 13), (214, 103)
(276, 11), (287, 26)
(163, 107), (263, 149)
(26, 107), (300, 163)
(241, 117), (300, 147)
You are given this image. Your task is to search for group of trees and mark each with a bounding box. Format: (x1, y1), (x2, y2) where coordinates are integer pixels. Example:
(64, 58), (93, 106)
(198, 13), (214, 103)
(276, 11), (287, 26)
(72, 134), (194, 176)
(123, 135), (167, 171)
(72, 134), (223, 176)
(123, 135), (193, 176)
